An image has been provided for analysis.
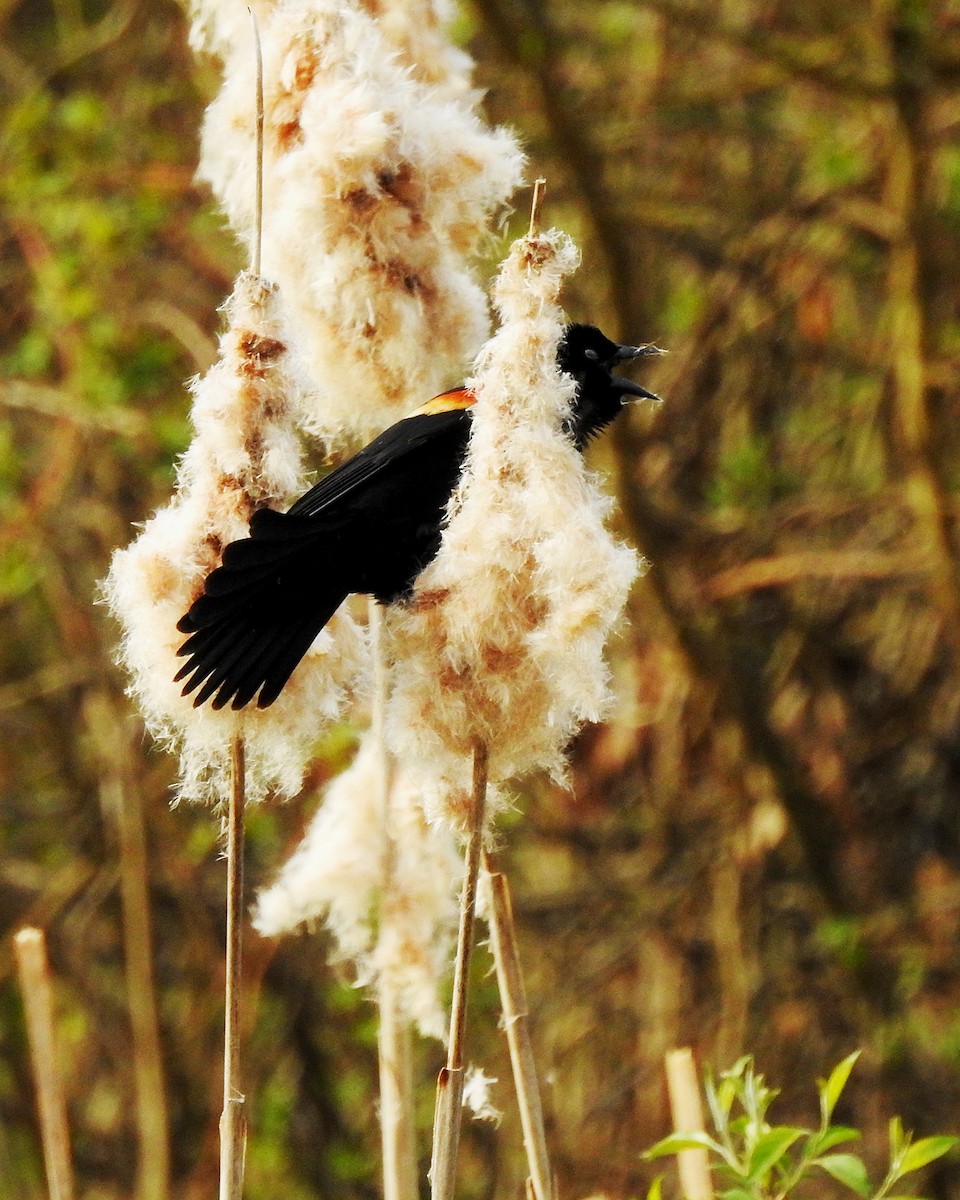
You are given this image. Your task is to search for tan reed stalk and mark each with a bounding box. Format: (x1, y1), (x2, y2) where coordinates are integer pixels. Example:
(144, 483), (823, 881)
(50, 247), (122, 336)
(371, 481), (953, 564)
(218, 20), (261, 1197)
(249, 4), (263, 280)
(482, 853), (552, 1200)
(219, 734), (247, 1200)
(429, 739), (490, 1200)
(370, 599), (419, 1200)
(664, 1047), (713, 1200)
(13, 927), (76, 1200)
(528, 177), (546, 236)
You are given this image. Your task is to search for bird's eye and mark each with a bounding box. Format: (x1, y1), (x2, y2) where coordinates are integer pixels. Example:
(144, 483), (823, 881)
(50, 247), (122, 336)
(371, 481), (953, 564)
(584, 348), (599, 361)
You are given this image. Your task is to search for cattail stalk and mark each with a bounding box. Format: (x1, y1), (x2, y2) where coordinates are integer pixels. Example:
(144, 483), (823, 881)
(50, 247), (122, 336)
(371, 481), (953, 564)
(217, 21), (261, 1198)
(250, 5), (263, 279)
(529, 177), (546, 237)
(483, 854), (552, 1200)
(219, 735), (247, 1200)
(14, 927), (76, 1200)
(371, 599), (418, 1200)
(430, 740), (490, 1200)
(664, 1048), (713, 1200)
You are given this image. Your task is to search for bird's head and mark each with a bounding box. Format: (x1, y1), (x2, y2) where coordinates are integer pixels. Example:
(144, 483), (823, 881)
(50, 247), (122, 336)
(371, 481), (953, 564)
(558, 323), (664, 448)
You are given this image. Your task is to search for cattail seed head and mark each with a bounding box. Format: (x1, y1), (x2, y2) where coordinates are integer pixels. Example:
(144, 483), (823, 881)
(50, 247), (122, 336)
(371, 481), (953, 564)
(384, 229), (642, 827)
(105, 274), (365, 805)
(193, 0), (524, 446)
(254, 736), (461, 1038)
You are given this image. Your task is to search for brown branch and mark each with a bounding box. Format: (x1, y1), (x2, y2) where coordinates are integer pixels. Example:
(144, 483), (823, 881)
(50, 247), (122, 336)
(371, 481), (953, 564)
(881, 14), (960, 642)
(705, 548), (929, 600)
(88, 693), (171, 1200)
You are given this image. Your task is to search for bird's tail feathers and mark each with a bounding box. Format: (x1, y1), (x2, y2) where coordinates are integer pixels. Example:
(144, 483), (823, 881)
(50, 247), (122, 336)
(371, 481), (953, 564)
(174, 508), (350, 709)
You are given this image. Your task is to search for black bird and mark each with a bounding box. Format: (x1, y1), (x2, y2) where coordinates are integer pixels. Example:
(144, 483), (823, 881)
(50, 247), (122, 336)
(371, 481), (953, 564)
(175, 324), (662, 711)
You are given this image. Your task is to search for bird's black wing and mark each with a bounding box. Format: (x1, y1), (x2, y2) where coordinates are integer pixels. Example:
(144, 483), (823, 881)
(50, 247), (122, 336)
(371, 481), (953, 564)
(286, 388), (476, 519)
(175, 401), (473, 711)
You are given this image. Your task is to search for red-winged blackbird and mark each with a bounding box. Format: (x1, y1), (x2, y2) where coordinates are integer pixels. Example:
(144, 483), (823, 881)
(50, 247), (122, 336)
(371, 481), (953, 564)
(175, 323), (661, 711)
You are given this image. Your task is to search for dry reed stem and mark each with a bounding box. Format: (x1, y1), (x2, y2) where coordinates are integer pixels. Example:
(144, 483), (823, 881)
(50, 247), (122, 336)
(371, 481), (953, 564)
(249, 7), (263, 279)
(217, 26), (260, 1193)
(14, 927), (76, 1200)
(430, 740), (490, 1200)
(482, 854), (552, 1200)
(219, 735), (247, 1200)
(664, 1047), (713, 1200)
(370, 599), (418, 1200)
(377, 982), (417, 1200)
(529, 178), (546, 238)
(111, 762), (171, 1200)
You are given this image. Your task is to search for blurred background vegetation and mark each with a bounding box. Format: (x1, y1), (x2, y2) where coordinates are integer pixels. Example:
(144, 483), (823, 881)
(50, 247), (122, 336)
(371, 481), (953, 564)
(3, 0), (960, 1197)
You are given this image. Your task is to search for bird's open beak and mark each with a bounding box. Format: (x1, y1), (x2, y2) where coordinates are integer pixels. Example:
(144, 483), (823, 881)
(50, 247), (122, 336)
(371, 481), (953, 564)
(612, 342), (666, 362)
(611, 341), (664, 402)
(610, 375), (661, 402)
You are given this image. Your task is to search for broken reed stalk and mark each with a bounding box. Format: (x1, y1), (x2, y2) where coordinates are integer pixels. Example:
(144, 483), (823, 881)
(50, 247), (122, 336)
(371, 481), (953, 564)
(664, 1047), (713, 1200)
(14, 927), (76, 1200)
(430, 739), (490, 1200)
(529, 178), (546, 238)
(219, 735), (247, 1200)
(483, 853), (552, 1200)
(370, 600), (418, 1200)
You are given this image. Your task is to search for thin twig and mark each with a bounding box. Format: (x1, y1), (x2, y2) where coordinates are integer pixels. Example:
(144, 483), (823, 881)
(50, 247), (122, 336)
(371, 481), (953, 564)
(370, 600), (418, 1200)
(430, 740), (490, 1200)
(14, 927), (76, 1200)
(483, 853), (552, 1200)
(248, 7), (264, 277)
(665, 1048), (713, 1200)
(529, 178), (546, 238)
(219, 735), (247, 1200)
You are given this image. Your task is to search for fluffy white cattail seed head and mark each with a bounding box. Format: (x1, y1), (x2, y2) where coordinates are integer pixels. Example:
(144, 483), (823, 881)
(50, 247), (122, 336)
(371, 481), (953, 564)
(193, 0), (524, 445)
(105, 274), (365, 805)
(355, 0), (478, 102)
(253, 736), (461, 1039)
(383, 229), (642, 828)
(190, 0), (472, 95)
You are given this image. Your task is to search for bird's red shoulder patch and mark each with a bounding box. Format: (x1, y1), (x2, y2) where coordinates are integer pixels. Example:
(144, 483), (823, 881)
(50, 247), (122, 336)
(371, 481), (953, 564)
(404, 387), (476, 419)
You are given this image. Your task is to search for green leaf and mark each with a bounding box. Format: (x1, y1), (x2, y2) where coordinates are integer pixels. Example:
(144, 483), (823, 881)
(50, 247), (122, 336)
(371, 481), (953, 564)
(643, 1131), (724, 1160)
(644, 1175), (663, 1200)
(816, 1153), (872, 1197)
(809, 1126), (862, 1155)
(819, 1052), (861, 1124)
(895, 1135), (959, 1177)
(719, 1189), (755, 1200)
(889, 1116), (906, 1160)
(747, 1127), (804, 1180)
(705, 1070), (738, 1132)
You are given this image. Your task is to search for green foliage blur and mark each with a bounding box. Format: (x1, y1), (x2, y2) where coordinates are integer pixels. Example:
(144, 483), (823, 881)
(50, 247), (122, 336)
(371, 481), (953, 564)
(3, 1), (960, 1199)
(645, 1054), (958, 1199)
